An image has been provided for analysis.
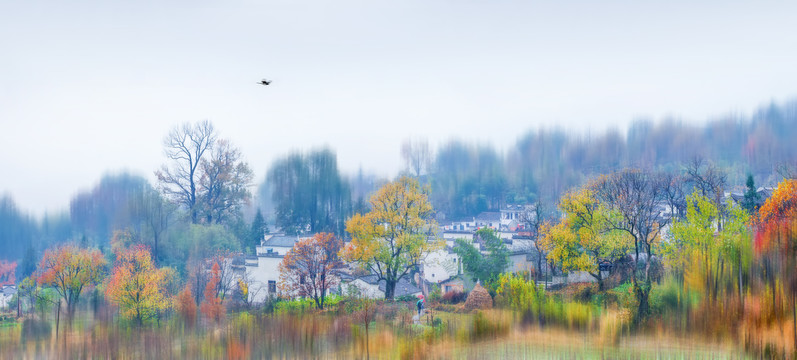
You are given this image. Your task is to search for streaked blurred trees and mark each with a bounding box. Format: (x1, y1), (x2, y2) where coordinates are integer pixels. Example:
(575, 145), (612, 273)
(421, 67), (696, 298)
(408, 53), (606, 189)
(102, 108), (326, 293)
(267, 148), (351, 235)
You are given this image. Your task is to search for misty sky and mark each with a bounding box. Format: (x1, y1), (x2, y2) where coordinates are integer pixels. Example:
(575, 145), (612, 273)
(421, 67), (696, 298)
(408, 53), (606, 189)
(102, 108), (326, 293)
(2, 0), (796, 215)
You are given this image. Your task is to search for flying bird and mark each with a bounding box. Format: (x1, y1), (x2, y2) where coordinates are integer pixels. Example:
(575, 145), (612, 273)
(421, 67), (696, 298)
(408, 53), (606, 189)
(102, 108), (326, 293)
(259, 79), (271, 86)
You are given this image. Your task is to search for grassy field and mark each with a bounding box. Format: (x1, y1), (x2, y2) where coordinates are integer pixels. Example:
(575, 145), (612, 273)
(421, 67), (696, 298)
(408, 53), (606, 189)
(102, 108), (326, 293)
(0, 307), (751, 359)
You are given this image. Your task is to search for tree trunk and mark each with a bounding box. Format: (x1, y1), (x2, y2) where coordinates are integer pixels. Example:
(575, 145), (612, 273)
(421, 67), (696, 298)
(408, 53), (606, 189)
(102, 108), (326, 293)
(537, 253), (543, 283)
(792, 289), (796, 353)
(635, 280), (651, 321)
(55, 301), (61, 339)
(738, 252), (743, 310)
(384, 279), (396, 300)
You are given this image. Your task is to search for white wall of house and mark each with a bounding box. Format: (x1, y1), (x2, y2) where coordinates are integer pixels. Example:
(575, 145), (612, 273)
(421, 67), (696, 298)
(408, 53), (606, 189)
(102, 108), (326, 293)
(442, 232), (474, 242)
(245, 256), (283, 304)
(422, 250), (459, 283)
(0, 295), (12, 309)
(256, 245), (293, 256)
(507, 253), (532, 273)
(342, 279), (384, 299)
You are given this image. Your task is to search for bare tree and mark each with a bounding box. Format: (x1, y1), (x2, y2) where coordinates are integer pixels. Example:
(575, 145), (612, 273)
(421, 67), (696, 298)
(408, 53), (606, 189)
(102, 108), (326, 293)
(659, 172), (687, 223)
(156, 120), (216, 224)
(401, 138), (431, 177)
(237, 269), (265, 310)
(776, 160), (797, 180)
(595, 169), (671, 319)
(684, 157), (728, 228)
(519, 201), (548, 282)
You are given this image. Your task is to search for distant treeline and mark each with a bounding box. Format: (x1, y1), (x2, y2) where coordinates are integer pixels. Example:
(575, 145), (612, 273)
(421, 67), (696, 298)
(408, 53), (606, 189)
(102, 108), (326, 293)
(426, 100), (797, 219)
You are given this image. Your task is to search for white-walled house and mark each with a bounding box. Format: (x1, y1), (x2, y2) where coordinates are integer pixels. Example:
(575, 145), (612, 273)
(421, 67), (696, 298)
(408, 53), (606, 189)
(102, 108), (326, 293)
(258, 234), (305, 256)
(242, 254), (282, 304)
(339, 275), (422, 299)
(475, 212), (501, 230)
(420, 248), (460, 284)
(506, 251), (533, 273)
(0, 285), (17, 309)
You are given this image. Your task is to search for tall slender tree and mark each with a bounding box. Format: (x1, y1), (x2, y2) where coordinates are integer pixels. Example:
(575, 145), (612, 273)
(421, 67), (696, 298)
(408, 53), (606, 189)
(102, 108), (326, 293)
(156, 120), (216, 224)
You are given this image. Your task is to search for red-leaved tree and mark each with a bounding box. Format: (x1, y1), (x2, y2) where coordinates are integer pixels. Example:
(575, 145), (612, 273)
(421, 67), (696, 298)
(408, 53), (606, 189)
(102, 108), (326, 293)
(278, 233), (344, 309)
(200, 262), (225, 324)
(175, 284), (197, 328)
(754, 179), (797, 348)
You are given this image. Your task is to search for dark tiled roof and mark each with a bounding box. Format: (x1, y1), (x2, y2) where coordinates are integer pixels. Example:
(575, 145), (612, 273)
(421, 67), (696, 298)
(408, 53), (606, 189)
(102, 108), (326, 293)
(379, 277), (421, 297)
(475, 212), (500, 222)
(263, 235), (298, 247)
(344, 275), (422, 297)
(1, 286), (17, 296)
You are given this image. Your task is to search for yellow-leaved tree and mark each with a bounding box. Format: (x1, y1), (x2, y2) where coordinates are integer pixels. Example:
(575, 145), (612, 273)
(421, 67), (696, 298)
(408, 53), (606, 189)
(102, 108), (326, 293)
(539, 182), (631, 290)
(342, 176), (442, 300)
(105, 244), (173, 326)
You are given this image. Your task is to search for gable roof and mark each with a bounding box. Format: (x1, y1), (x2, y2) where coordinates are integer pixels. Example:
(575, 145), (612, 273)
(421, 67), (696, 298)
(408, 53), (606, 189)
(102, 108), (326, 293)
(475, 212), (500, 222)
(263, 235), (298, 247)
(343, 275), (422, 297)
(381, 277), (422, 297)
(1, 285), (17, 296)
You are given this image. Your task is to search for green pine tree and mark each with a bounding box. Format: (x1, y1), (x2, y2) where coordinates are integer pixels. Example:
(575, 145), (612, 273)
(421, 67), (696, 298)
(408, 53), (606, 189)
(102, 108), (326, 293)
(249, 208), (268, 254)
(742, 174), (760, 214)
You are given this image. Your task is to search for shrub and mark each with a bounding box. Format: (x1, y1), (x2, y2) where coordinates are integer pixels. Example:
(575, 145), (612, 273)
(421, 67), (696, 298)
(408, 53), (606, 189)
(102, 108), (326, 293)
(606, 282), (637, 312)
(274, 298), (315, 315)
(494, 273), (542, 314)
(561, 283), (598, 302)
(427, 284), (442, 304)
(395, 294), (418, 302)
(442, 290), (467, 304)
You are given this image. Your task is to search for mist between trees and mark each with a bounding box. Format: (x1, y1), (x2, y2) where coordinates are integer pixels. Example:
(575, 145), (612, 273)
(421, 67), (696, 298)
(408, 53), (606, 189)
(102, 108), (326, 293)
(1, 99), (796, 276)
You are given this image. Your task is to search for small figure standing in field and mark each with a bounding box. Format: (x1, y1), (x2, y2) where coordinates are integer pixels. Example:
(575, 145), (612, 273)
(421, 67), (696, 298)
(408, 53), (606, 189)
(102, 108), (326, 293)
(416, 294), (425, 317)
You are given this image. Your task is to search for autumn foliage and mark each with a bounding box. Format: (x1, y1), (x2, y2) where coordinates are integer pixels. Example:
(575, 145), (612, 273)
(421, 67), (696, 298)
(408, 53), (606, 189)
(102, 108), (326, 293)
(105, 244), (172, 325)
(175, 284), (198, 328)
(0, 260), (16, 286)
(343, 176), (442, 300)
(200, 262), (225, 324)
(36, 244), (105, 317)
(754, 179), (797, 253)
(278, 232), (344, 309)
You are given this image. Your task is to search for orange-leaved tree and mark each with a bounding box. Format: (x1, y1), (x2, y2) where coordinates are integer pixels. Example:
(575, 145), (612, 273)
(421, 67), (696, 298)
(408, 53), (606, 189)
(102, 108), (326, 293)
(36, 244), (105, 321)
(278, 232), (344, 309)
(175, 284), (197, 328)
(754, 179), (797, 348)
(200, 262), (225, 324)
(105, 244), (172, 326)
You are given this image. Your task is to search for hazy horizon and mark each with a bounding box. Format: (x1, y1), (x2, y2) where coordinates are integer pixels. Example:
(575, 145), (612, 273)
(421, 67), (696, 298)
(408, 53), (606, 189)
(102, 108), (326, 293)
(2, 0), (796, 215)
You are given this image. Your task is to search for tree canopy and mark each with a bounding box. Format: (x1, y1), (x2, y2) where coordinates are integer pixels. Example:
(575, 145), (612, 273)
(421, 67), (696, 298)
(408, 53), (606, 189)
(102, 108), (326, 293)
(343, 176), (442, 300)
